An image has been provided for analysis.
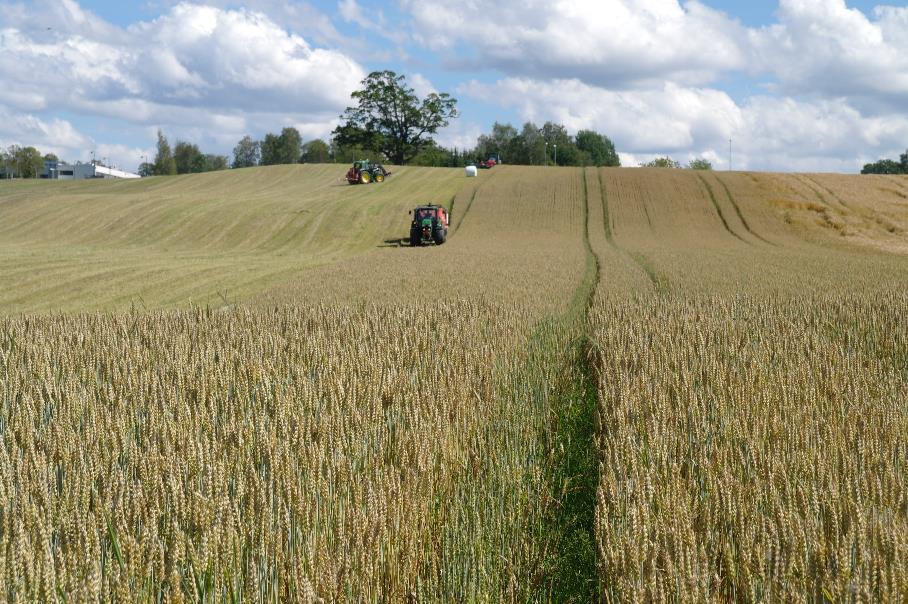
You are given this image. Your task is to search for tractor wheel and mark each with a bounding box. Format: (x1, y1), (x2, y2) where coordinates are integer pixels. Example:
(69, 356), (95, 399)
(374, 172), (385, 183)
(360, 171), (371, 184)
(433, 228), (446, 245)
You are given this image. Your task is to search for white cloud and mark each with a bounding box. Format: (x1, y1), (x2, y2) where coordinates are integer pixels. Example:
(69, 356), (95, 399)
(408, 73), (437, 99)
(462, 77), (908, 172)
(0, 2), (365, 167)
(402, 0), (748, 87)
(752, 0), (908, 107)
(0, 108), (92, 158)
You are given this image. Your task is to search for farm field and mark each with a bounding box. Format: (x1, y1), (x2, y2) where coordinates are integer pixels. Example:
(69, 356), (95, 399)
(1, 166), (907, 601)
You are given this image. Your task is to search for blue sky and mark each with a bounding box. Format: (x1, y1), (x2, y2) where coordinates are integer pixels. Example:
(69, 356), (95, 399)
(1, 0), (907, 172)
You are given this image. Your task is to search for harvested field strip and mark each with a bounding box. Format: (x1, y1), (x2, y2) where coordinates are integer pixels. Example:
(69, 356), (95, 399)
(714, 174), (777, 245)
(596, 169), (614, 244)
(804, 174), (852, 209)
(697, 174), (748, 244)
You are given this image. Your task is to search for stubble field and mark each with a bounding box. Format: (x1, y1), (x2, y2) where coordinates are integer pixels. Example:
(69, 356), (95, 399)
(1, 165), (906, 601)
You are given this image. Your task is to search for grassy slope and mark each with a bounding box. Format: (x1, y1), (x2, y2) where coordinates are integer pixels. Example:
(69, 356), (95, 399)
(0, 166), (905, 315)
(0, 164), (463, 312)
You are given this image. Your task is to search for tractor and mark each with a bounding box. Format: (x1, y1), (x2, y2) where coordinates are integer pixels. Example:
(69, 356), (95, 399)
(409, 204), (450, 246)
(346, 159), (390, 184)
(478, 158), (497, 169)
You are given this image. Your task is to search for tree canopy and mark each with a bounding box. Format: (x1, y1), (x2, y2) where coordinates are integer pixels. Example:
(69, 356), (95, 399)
(333, 71), (458, 165)
(576, 130), (620, 167)
(642, 157), (682, 169)
(687, 158), (713, 170)
(154, 129), (176, 176)
(861, 149), (908, 174)
(301, 139), (331, 164)
(233, 136), (261, 169)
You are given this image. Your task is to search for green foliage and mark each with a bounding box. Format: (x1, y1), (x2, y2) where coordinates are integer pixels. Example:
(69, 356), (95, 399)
(475, 122), (517, 163)
(575, 130), (620, 167)
(861, 159), (904, 174)
(901, 149), (908, 173)
(333, 70), (458, 165)
(232, 135), (260, 168)
(174, 141), (206, 174)
(11, 145), (44, 178)
(154, 129), (176, 176)
(641, 157), (682, 169)
(204, 154), (229, 172)
(301, 139), (331, 164)
(43, 153), (59, 163)
(260, 128), (302, 166)
(409, 142), (450, 167)
(687, 158), (713, 170)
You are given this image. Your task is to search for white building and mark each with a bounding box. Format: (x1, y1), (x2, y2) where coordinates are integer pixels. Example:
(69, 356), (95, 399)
(43, 161), (141, 180)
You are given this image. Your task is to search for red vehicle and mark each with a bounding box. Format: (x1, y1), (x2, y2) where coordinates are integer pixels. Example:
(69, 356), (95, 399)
(478, 158), (497, 169)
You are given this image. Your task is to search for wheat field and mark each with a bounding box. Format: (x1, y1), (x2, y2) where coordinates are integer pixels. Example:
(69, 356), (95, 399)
(0, 166), (906, 601)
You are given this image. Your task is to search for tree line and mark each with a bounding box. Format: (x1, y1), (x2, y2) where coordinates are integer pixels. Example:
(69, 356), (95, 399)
(0, 145), (49, 178)
(861, 150), (908, 175)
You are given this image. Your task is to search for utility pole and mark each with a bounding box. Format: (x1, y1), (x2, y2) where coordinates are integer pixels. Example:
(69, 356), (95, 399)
(554, 144), (557, 166)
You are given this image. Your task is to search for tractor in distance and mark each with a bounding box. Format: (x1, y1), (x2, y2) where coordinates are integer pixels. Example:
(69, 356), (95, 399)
(478, 157), (496, 169)
(410, 204), (450, 246)
(346, 159), (390, 184)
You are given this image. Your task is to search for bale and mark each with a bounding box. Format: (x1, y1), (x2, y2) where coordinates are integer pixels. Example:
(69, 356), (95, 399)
(465, 165), (478, 177)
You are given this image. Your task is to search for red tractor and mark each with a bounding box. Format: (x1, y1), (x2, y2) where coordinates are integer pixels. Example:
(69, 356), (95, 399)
(478, 157), (497, 169)
(346, 159), (390, 184)
(409, 204), (450, 246)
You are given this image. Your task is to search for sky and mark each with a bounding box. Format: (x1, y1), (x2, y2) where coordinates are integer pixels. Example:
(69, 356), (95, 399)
(1, 0), (907, 173)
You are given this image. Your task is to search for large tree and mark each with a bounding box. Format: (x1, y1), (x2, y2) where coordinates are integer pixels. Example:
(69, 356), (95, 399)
(13, 146), (44, 178)
(259, 128), (302, 165)
(901, 149), (908, 173)
(333, 70), (458, 165)
(233, 135), (260, 168)
(576, 130), (620, 167)
(475, 122), (518, 163)
(301, 139), (331, 163)
(205, 154), (229, 171)
(173, 141), (206, 174)
(154, 129), (176, 175)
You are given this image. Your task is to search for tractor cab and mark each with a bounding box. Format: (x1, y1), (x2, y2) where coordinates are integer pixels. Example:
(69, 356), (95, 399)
(409, 204), (450, 247)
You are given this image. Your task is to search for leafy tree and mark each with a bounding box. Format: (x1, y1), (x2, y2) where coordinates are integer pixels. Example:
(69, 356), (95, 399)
(301, 139), (331, 163)
(43, 153), (59, 163)
(14, 146), (44, 178)
(642, 157), (682, 169)
(138, 162), (154, 177)
(173, 141), (206, 174)
(901, 149), (908, 173)
(333, 70), (458, 165)
(277, 127), (302, 164)
(410, 141), (450, 167)
(260, 133), (281, 166)
(539, 121), (579, 166)
(153, 129), (176, 175)
(687, 158), (713, 170)
(861, 159), (903, 174)
(476, 122), (517, 162)
(576, 130), (620, 167)
(205, 154), (229, 171)
(233, 135), (260, 168)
